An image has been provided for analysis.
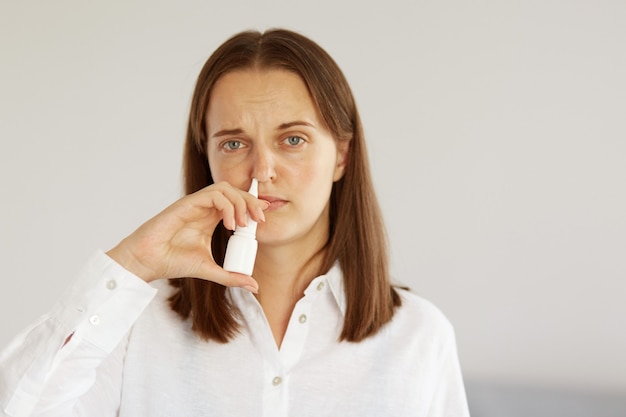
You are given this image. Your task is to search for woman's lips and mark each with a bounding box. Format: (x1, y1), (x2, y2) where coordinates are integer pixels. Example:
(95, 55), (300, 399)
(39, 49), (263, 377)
(258, 195), (288, 211)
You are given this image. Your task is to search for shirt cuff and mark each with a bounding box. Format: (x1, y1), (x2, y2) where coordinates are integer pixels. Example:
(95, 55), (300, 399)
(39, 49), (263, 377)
(51, 250), (158, 353)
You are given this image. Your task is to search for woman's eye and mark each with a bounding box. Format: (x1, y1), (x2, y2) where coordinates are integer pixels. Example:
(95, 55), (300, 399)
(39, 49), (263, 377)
(284, 136), (304, 146)
(222, 140), (243, 151)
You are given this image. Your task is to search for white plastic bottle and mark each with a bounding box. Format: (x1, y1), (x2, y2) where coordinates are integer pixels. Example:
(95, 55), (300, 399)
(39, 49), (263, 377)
(222, 178), (259, 276)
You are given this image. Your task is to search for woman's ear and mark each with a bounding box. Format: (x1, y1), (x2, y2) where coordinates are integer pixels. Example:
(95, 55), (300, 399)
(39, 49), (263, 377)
(333, 140), (350, 182)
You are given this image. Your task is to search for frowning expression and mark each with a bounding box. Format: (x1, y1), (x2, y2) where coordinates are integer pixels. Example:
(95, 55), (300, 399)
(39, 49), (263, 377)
(206, 69), (348, 248)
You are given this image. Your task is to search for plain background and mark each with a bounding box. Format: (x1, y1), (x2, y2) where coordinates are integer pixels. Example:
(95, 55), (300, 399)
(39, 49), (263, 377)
(1, 0), (625, 405)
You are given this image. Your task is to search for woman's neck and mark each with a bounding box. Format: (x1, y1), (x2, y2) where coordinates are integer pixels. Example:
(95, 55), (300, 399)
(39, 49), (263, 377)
(251, 237), (327, 348)
(253, 241), (326, 302)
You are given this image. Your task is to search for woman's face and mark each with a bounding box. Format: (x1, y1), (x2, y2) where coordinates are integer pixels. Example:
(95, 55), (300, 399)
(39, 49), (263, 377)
(206, 69), (348, 248)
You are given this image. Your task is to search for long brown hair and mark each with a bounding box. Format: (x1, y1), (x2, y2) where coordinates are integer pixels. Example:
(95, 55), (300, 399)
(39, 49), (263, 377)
(169, 28), (401, 343)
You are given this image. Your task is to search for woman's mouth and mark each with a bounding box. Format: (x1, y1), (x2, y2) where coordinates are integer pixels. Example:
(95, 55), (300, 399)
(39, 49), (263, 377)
(258, 195), (288, 211)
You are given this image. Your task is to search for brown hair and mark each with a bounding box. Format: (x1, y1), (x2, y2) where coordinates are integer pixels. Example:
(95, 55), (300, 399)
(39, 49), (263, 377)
(168, 28), (401, 343)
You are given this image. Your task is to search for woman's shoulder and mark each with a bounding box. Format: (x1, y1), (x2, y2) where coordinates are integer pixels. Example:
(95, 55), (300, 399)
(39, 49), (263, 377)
(389, 286), (456, 341)
(137, 279), (182, 321)
(150, 278), (177, 298)
(129, 279), (197, 341)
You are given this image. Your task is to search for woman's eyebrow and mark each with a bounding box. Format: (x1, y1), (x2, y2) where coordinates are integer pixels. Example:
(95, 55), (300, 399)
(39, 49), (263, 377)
(211, 128), (244, 138)
(211, 121), (314, 138)
(278, 120), (315, 130)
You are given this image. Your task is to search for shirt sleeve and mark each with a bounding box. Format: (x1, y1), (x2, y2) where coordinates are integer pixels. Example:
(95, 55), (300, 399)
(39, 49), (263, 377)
(0, 251), (158, 417)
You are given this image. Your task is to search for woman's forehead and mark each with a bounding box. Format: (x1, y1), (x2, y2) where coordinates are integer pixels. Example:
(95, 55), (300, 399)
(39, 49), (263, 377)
(206, 69), (323, 133)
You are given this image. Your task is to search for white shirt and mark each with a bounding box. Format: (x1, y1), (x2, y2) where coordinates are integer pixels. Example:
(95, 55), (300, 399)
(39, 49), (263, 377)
(0, 251), (470, 417)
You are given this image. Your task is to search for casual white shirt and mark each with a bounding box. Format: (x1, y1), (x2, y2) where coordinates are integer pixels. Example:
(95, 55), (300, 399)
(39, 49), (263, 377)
(0, 251), (470, 417)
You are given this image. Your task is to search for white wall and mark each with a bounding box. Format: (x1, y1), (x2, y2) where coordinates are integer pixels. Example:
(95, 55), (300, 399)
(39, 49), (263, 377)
(1, 0), (625, 396)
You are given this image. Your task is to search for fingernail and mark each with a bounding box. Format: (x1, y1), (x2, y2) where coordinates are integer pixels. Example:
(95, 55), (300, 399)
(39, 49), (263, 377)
(261, 200), (270, 209)
(243, 285), (258, 294)
(256, 207), (266, 222)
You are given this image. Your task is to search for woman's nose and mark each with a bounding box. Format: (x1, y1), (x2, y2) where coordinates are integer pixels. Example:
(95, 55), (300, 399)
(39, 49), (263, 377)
(252, 146), (276, 182)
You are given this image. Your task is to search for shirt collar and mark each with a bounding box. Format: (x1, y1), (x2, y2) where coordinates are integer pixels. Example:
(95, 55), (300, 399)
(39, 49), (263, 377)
(317, 262), (346, 315)
(229, 262), (346, 316)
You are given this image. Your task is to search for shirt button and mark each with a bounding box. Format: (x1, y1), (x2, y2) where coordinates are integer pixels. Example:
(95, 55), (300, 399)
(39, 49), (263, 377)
(316, 281), (325, 291)
(272, 376), (282, 386)
(89, 315), (100, 326)
(106, 280), (117, 290)
(298, 314), (307, 324)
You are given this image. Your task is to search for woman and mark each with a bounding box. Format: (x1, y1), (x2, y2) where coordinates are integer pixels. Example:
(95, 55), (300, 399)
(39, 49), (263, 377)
(0, 29), (469, 416)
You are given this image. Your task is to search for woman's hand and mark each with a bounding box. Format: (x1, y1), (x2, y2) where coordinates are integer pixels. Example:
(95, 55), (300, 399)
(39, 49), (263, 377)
(106, 182), (267, 292)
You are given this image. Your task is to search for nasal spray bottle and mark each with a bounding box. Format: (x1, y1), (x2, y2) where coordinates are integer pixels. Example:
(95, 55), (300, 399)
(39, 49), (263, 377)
(222, 179), (259, 276)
